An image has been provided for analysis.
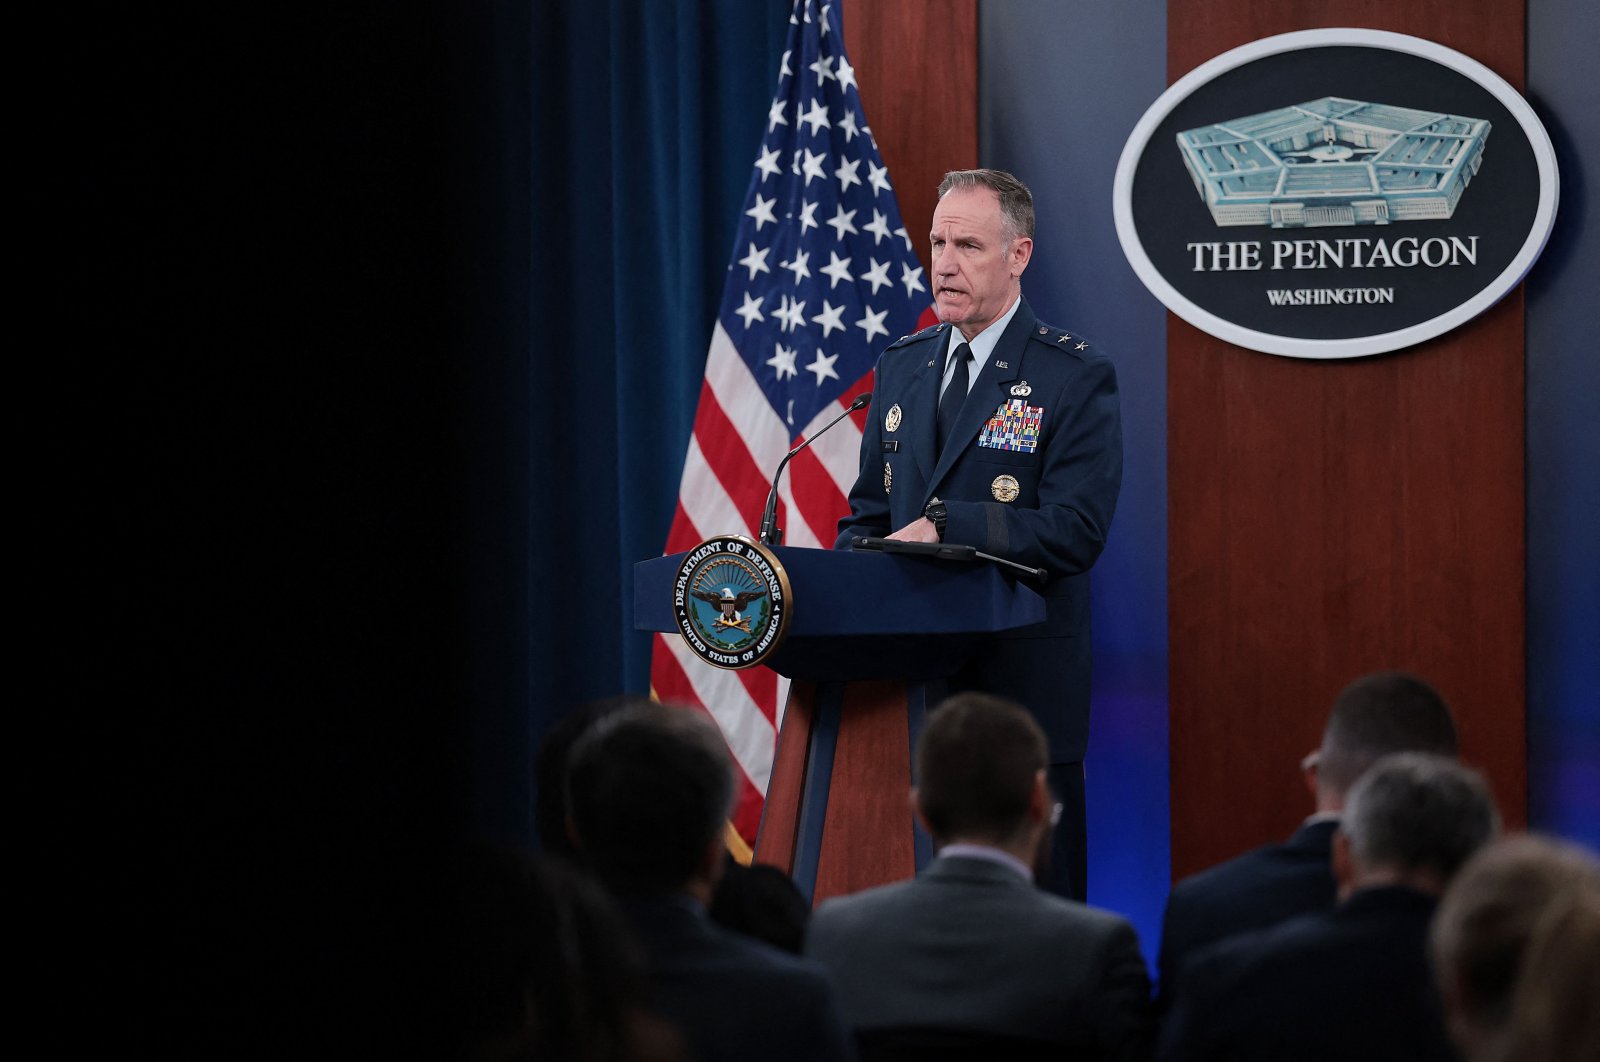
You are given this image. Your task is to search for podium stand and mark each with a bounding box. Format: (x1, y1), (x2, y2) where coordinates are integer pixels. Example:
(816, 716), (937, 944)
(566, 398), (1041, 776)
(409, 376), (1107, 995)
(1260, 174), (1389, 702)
(634, 546), (1044, 902)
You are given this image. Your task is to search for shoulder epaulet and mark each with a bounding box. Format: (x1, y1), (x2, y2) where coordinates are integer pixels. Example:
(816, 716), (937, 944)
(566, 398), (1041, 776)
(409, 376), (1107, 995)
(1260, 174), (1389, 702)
(886, 322), (948, 350)
(1030, 322), (1095, 356)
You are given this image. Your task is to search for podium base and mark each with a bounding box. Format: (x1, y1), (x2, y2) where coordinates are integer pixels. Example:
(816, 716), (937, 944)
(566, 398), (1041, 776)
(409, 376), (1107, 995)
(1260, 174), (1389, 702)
(754, 679), (937, 904)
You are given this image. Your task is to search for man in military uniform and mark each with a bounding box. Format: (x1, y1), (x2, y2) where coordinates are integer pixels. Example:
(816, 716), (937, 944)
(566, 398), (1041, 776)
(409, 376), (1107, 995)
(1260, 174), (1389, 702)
(836, 168), (1122, 900)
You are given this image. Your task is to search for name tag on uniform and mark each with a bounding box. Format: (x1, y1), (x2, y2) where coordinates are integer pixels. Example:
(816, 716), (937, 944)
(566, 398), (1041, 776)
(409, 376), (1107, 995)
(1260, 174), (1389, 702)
(978, 399), (1044, 453)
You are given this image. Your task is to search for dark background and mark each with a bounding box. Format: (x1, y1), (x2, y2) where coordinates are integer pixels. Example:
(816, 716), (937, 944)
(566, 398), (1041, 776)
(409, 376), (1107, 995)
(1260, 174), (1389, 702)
(52, 4), (792, 1057)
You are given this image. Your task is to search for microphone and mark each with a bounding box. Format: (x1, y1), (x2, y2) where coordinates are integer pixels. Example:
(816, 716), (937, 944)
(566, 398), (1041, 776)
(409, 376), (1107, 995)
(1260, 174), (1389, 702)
(758, 392), (872, 547)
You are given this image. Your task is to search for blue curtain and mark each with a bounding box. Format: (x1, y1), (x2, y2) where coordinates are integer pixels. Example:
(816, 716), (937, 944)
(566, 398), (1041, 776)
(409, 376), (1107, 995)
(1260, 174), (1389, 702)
(471, 0), (791, 844)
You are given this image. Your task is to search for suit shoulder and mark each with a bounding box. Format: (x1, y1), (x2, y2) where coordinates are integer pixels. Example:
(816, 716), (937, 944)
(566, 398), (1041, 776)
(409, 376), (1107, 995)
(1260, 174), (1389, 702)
(1031, 890), (1140, 937)
(812, 878), (915, 922)
(807, 879), (915, 940)
(711, 918), (835, 981)
(1171, 841), (1289, 902)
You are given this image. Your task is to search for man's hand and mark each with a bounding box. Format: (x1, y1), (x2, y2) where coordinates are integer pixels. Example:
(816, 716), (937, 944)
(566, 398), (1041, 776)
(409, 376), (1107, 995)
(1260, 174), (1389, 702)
(886, 517), (940, 543)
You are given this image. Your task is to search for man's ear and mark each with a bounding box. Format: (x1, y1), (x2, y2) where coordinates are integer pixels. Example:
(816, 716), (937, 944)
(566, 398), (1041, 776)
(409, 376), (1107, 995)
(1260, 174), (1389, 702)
(1008, 236), (1034, 278)
(1029, 769), (1050, 825)
(1301, 749), (1321, 801)
(910, 786), (931, 836)
(1332, 826), (1356, 899)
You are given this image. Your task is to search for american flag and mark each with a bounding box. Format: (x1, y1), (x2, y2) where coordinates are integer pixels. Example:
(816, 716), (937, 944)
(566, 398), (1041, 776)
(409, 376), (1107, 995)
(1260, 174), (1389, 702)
(650, 0), (931, 850)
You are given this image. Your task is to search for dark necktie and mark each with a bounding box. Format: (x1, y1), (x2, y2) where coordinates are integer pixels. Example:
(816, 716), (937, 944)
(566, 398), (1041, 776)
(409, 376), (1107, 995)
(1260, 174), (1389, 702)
(936, 341), (972, 455)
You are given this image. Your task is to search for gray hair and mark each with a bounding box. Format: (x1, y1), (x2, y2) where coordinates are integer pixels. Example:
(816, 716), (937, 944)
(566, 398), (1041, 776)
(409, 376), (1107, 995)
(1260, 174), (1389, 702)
(1342, 752), (1498, 881)
(1431, 834), (1600, 1059)
(937, 168), (1035, 241)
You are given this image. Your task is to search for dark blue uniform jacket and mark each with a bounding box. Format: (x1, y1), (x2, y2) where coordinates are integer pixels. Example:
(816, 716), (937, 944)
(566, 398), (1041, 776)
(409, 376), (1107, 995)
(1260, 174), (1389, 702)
(836, 297), (1122, 760)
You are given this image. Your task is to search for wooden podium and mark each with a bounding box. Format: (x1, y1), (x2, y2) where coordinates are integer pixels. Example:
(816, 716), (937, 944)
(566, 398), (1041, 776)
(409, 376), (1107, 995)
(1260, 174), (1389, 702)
(635, 546), (1044, 903)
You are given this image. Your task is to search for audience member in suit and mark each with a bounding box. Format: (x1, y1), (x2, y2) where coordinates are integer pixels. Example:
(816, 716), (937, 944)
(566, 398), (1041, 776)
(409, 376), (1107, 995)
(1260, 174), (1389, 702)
(1156, 670), (1459, 1006)
(1160, 752), (1499, 1062)
(537, 697), (812, 953)
(710, 857), (811, 955)
(534, 695), (636, 858)
(804, 693), (1153, 1061)
(447, 845), (681, 1062)
(1431, 833), (1600, 1062)
(566, 700), (854, 1062)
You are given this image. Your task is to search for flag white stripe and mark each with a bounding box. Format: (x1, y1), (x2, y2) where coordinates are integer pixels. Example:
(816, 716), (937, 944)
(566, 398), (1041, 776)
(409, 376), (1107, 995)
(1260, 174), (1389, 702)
(801, 407), (866, 500)
(706, 323), (790, 473)
(678, 434), (750, 540)
(775, 479), (824, 548)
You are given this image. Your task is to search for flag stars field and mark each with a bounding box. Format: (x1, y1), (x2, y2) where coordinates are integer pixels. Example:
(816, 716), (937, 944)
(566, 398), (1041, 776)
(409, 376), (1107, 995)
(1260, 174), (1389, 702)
(800, 148), (827, 185)
(826, 204), (857, 241)
(801, 98), (830, 135)
(856, 305), (889, 344)
(820, 251), (853, 288)
(746, 194), (776, 230)
(835, 156), (862, 192)
(860, 257), (891, 295)
(867, 160), (891, 196)
(755, 146), (783, 182)
(806, 349), (840, 384)
(734, 292), (765, 329)
(768, 342), (798, 380)
(901, 263), (926, 297)
(811, 300), (846, 338)
(863, 209), (892, 244)
(781, 250), (812, 284)
(738, 243), (770, 280)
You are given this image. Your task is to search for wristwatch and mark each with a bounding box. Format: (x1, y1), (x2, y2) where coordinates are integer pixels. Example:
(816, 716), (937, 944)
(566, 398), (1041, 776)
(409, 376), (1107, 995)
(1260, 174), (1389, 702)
(923, 496), (948, 541)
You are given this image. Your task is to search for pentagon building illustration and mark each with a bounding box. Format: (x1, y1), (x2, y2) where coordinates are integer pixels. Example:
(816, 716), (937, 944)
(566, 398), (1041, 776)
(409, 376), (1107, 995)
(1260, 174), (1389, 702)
(1177, 97), (1491, 228)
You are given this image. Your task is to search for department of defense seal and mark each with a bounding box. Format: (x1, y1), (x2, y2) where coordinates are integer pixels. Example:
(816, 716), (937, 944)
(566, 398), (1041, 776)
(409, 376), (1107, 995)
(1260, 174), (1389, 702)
(991, 475), (1020, 503)
(885, 403), (902, 433)
(672, 536), (792, 670)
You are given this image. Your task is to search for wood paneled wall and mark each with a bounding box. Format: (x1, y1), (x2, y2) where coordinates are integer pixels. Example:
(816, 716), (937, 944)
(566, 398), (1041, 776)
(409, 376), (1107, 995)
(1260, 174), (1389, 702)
(843, 0), (978, 274)
(1167, 0), (1529, 878)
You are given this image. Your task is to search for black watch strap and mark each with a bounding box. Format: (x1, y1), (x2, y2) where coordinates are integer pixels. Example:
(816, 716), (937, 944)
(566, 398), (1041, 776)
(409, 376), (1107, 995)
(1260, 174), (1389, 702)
(923, 497), (948, 540)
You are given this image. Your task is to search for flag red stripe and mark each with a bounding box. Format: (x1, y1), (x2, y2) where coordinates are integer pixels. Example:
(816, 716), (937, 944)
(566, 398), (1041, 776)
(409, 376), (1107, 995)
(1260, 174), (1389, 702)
(734, 665), (780, 726)
(788, 447), (852, 547)
(656, 668), (768, 844)
(650, 631), (701, 706)
(663, 500), (704, 556)
(654, 658), (767, 840)
(691, 383), (774, 529)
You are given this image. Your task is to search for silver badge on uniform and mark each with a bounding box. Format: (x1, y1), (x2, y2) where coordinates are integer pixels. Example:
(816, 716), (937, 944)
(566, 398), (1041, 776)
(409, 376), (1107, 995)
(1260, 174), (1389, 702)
(1010, 380), (1032, 397)
(885, 404), (902, 433)
(883, 461), (893, 494)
